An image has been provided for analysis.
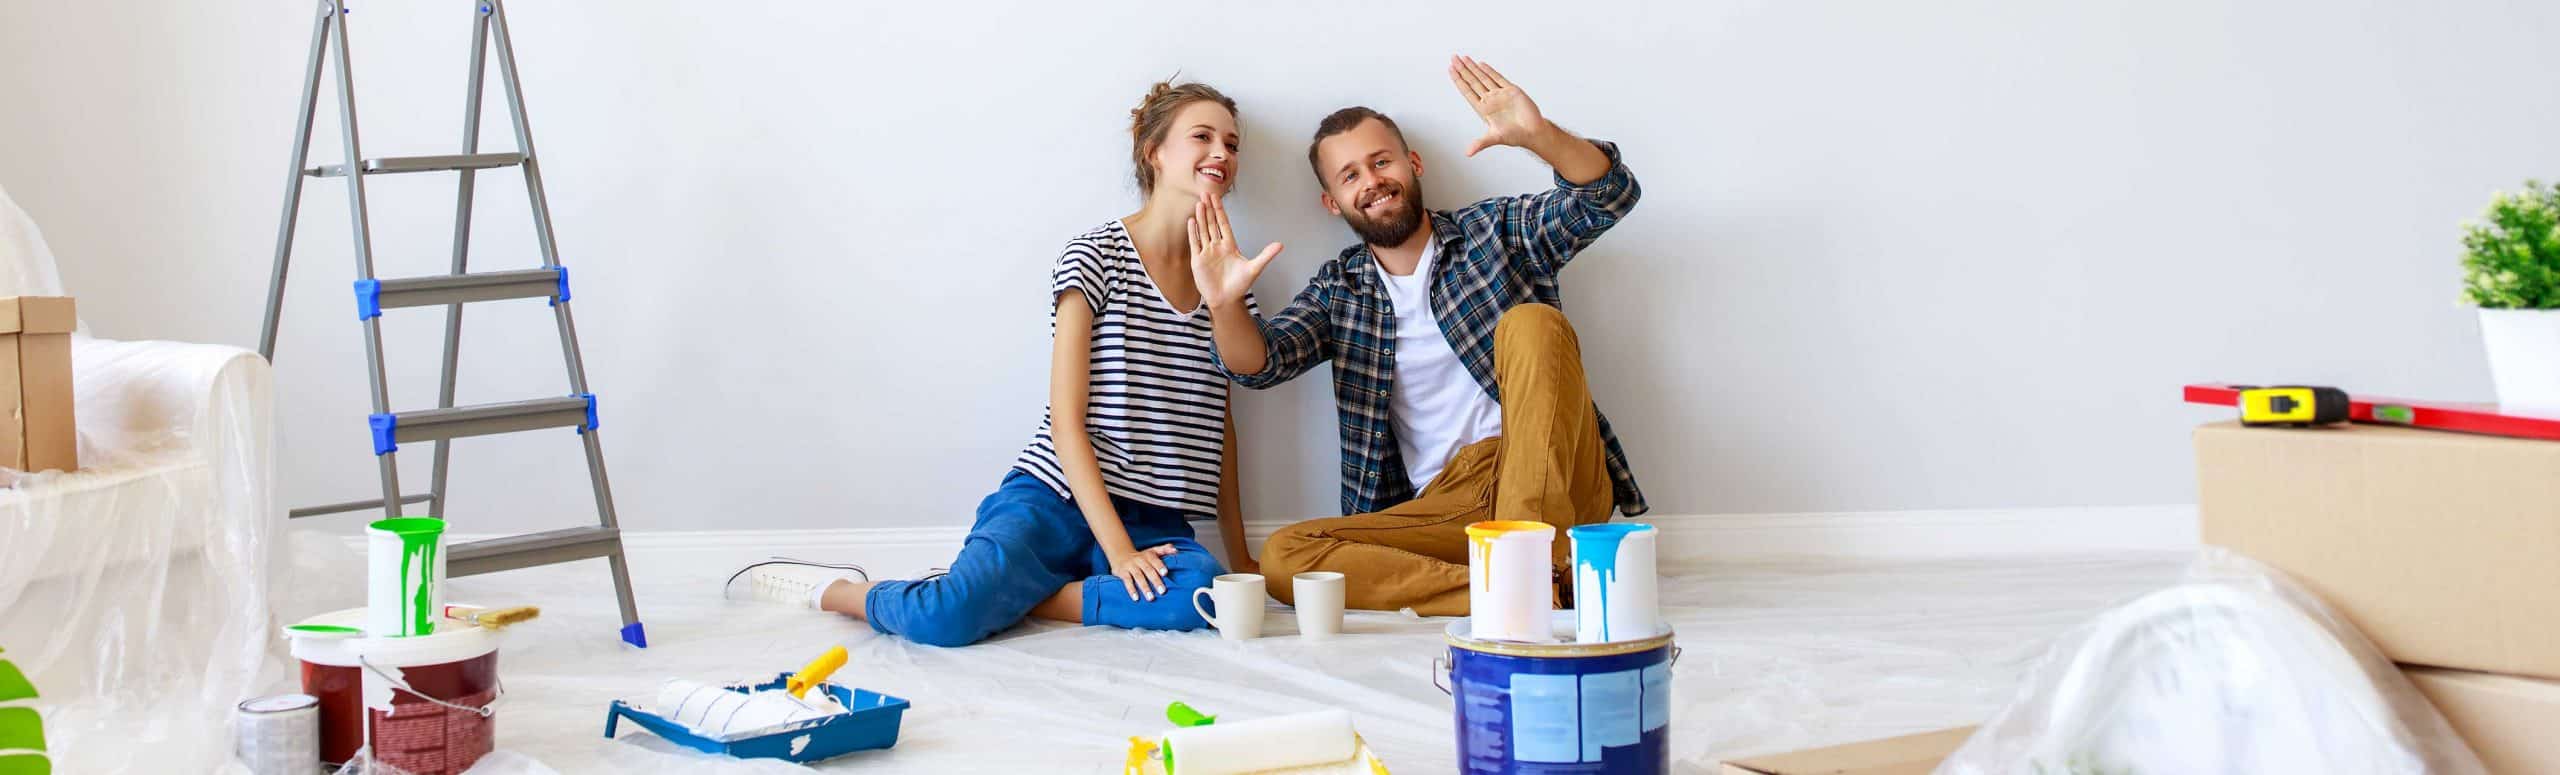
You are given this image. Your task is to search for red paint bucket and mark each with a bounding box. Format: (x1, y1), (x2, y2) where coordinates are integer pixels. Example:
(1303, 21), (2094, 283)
(288, 608), (502, 774)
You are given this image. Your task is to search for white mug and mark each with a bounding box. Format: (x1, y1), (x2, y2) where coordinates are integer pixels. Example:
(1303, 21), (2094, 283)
(1293, 571), (1346, 640)
(1191, 573), (1266, 640)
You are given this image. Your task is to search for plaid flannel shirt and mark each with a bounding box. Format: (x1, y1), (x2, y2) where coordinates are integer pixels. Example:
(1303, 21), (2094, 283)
(1218, 140), (1647, 517)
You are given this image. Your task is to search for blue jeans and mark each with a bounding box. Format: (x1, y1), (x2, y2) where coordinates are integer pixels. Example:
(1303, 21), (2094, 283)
(864, 471), (1224, 647)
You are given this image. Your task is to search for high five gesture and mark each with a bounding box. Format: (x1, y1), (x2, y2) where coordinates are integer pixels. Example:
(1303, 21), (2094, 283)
(1446, 55), (1612, 184)
(1189, 191), (1283, 311)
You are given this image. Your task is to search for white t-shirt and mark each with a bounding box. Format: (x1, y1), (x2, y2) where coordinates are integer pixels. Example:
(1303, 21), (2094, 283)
(1378, 236), (1504, 492)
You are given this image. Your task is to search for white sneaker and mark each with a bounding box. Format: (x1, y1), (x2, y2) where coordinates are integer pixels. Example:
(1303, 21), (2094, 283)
(727, 558), (867, 609)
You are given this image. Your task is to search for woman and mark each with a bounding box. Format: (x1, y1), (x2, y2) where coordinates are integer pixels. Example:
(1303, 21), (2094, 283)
(730, 80), (1278, 647)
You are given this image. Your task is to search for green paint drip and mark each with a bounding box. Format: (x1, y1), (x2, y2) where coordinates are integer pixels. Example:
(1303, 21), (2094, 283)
(372, 517), (446, 637)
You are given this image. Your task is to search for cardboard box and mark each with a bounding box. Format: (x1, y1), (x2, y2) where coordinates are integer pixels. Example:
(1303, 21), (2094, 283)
(2195, 421), (2560, 679)
(1720, 727), (1975, 775)
(2405, 666), (2560, 775)
(0, 296), (75, 473)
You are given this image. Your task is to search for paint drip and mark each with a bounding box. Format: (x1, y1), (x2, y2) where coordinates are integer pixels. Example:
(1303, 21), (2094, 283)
(1570, 523), (1660, 643)
(367, 517), (447, 638)
(1465, 521), (1555, 642)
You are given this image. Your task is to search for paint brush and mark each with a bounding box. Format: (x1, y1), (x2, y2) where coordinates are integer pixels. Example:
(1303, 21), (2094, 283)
(443, 604), (541, 630)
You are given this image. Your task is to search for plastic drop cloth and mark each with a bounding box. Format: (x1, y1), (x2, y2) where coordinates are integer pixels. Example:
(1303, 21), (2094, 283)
(190, 543), (2192, 773)
(1939, 548), (2485, 775)
(0, 183), (284, 771)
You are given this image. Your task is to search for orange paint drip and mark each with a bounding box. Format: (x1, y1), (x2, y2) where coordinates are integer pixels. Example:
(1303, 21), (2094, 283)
(1466, 521), (1552, 595)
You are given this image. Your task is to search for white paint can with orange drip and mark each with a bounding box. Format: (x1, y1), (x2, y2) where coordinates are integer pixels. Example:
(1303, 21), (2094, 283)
(1466, 521), (1556, 642)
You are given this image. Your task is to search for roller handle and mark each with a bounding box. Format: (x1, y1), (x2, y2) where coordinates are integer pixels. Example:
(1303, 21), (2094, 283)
(786, 645), (850, 699)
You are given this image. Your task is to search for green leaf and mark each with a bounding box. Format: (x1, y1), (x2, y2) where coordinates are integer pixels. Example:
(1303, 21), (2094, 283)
(0, 661), (35, 703)
(0, 753), (49, 775)
(0, 708), (42, 752)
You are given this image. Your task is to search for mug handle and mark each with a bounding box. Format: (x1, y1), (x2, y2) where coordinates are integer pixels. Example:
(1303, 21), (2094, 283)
(1193, 587), (1218, 629)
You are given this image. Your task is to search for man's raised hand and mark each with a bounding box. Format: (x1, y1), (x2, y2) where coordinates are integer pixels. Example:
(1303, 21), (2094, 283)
(1451, 55), (1549, 158)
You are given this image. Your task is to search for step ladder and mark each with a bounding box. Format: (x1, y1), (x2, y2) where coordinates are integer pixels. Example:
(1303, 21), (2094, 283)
(258, 0), (645, 648)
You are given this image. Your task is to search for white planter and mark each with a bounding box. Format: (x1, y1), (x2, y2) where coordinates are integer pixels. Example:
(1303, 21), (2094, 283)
(2479, 308), (2560, 411)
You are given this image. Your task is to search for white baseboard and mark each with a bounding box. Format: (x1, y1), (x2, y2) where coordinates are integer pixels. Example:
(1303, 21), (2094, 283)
(590, 504), (2198, 578)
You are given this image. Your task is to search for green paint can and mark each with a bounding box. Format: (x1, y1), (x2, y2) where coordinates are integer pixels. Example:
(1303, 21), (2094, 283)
(366, 517), (447, 638)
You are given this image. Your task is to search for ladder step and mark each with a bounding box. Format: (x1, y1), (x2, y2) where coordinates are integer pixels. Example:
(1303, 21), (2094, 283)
(289, 492), (437, 519)
(356, 267), (566, 317)
(306, 152), (525, 177)
(371, 395), (597, 453)
(450, 526), (622, 577)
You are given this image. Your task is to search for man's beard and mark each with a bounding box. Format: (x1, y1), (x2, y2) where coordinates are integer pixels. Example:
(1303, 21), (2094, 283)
(1342, 181), (1426, 247)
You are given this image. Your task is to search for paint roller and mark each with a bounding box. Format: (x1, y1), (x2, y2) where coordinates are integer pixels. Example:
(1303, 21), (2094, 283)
(1158, 708), (1357, 775)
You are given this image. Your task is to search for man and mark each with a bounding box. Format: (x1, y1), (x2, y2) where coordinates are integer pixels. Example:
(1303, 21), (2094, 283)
(1187, 56), (1644, 614)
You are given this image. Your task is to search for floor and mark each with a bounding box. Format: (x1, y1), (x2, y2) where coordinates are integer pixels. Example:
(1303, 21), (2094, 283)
(263, 547), (2192, 774)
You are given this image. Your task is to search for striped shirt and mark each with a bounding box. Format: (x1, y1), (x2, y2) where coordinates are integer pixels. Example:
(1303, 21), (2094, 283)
(1015, 220), (1257, 517)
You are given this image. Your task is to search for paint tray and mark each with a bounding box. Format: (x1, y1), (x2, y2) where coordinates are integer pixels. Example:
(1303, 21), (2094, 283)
(604, 672), (909, 764)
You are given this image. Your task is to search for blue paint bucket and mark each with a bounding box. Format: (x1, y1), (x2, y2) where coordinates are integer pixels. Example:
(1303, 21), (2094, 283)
(1437, 612), (1677, 773)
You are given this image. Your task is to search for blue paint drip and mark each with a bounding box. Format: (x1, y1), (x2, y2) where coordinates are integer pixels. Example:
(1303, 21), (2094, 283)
(1570, 524), (1653, 641)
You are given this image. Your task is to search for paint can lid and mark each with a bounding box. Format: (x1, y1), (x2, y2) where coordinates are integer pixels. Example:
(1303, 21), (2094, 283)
(1465, 520), (1555, 538)
(1567, 523), (1656, 537)
(239, 693), (320, 714)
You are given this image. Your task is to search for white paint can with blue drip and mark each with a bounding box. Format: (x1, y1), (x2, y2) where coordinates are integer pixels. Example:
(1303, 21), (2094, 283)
(1570, 524), (1660, 644)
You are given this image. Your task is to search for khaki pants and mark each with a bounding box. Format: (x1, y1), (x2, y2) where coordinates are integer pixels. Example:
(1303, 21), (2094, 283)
(1262, 304), (1615, 616)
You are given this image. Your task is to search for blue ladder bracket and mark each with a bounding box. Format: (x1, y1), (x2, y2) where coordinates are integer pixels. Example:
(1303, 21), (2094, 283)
(369, 413), (398, 455)
(355, 279), (383, 320)
(550, 265), (571, 307)
(577, 392), (598, 434)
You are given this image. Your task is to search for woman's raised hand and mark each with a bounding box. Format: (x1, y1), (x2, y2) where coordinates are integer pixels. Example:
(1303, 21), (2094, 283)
(1188, 190), (1282, 310)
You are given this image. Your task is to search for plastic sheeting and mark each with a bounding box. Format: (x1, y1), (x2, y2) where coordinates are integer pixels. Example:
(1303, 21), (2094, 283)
(197, 547), (2190, 773)
(0, 184), (282, 772)
(1939, 548), (2486, 775)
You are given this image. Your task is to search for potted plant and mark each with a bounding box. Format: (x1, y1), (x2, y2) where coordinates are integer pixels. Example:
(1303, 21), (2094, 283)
(0, 646), (43, 775)
(2462, 180), (2560, 410)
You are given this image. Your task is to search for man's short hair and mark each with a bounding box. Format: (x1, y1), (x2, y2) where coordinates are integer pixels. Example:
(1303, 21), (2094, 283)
(1307, 107), (1409, 182)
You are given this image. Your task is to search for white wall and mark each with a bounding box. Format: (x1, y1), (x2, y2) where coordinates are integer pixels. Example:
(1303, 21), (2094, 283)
(5, 0), (2558, 533)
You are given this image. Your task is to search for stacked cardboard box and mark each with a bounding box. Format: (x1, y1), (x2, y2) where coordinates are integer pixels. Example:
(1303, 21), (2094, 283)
(2196, 420), (2560, 774)
(1, 296), (75, 474)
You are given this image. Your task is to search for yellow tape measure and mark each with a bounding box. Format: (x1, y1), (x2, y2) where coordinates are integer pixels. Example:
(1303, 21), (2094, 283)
(2236, 386), (2349, 427)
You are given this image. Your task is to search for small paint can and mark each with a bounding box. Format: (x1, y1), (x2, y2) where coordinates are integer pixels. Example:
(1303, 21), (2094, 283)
(1570, 524), (1662, 643)
(1466, 521), (1556, 643)
(235, 693), (320, 775)
(367, 516), (448, 638)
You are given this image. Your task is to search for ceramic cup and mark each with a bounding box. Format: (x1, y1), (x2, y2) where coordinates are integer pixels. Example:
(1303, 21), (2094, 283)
(1293, 571), (1346, 640)
(1191, 573), (1267, 640)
